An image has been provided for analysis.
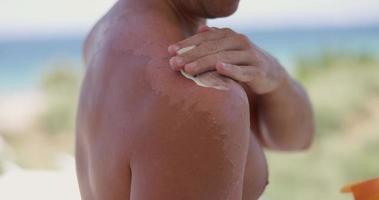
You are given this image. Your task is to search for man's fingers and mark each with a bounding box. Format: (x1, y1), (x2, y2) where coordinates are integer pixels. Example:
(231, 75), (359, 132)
(183, 51), (252, 76)
(216, 63), (261, 83)
(169, 30), (224, 54)
(169, 35), (249, 70)
(168, 27), (235, 55)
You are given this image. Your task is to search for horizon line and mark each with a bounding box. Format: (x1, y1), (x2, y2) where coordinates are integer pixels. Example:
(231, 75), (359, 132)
(1, 23), (378, 42)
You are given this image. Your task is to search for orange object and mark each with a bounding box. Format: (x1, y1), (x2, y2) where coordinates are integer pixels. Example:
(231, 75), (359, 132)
(342, 177), (379, 200)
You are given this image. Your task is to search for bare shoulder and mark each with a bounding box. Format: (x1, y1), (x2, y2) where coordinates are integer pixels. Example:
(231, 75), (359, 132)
(125, 44), (252, 199)
(129, 73), (252, 200)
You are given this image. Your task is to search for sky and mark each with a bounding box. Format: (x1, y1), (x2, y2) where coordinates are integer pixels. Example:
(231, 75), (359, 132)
(0, 0), (379, 39)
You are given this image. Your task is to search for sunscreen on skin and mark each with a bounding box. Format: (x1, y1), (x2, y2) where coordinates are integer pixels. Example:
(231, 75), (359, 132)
(177, 46), (229, 90)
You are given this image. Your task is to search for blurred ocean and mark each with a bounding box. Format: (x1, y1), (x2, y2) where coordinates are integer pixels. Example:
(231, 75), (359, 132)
(1, 26), (379, 93)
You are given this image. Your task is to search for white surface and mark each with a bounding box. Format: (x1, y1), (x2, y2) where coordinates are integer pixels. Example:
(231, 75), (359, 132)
(0, 155), (80, 200)
(0, 91), (45, 134)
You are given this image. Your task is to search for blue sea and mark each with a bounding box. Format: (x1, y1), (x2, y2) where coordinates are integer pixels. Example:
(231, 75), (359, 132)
(1, 26), (379, 93)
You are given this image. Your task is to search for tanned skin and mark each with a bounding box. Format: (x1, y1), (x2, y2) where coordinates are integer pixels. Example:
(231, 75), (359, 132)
(75, 0), (315, 200)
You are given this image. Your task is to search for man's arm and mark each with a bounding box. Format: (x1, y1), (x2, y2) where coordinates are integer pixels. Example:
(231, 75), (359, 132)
(167, 25), (315, 151)
(130, 86), (251, 200)
(250, 73), (315, 150)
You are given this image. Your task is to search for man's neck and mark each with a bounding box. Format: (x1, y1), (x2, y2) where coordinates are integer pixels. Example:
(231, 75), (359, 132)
(121, 0), (206, 36)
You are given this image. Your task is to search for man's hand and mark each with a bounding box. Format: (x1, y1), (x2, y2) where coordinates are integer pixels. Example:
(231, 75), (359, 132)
(168, 25), (287, 94)
(167, 25), (314, 151)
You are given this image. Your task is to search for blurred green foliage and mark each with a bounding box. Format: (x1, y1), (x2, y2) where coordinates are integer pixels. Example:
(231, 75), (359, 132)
(296, 52), (379, 135)
(265, 52), (379, 200)
(1, 62), (81, 170)
(39, 62), (81, 135)
(0, 160), (3, 174)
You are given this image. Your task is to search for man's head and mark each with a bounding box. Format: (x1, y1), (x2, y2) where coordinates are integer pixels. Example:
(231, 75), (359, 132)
(173, 0), (240, 19)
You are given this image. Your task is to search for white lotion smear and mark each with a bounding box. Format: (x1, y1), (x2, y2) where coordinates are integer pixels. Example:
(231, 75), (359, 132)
(177, 46), (229, 90)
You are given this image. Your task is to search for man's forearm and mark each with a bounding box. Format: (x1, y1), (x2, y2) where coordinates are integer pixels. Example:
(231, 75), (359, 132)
(255, 71), (315, 151)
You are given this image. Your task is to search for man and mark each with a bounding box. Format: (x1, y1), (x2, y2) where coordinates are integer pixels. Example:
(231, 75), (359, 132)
(75, 0), (315, 199)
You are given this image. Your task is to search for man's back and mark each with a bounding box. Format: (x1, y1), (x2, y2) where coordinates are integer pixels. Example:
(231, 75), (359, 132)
(76, 3), (268, 200)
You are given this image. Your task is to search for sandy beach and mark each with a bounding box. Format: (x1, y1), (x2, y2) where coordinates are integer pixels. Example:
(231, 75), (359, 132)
(0, 154), (80, 200)
(0, 90), (45, 134)
(0, 89), (82, 199)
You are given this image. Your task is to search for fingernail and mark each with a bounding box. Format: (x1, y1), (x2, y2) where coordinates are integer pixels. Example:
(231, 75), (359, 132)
(173, 57), (185, 66)
(197, 25), (209, 32)
(170, 56), (185, 68)
(219, 62), (227, 68)
(169, 57), (176, 69)
(168, 45), (180, 54)
(217, 63), (230, 71)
